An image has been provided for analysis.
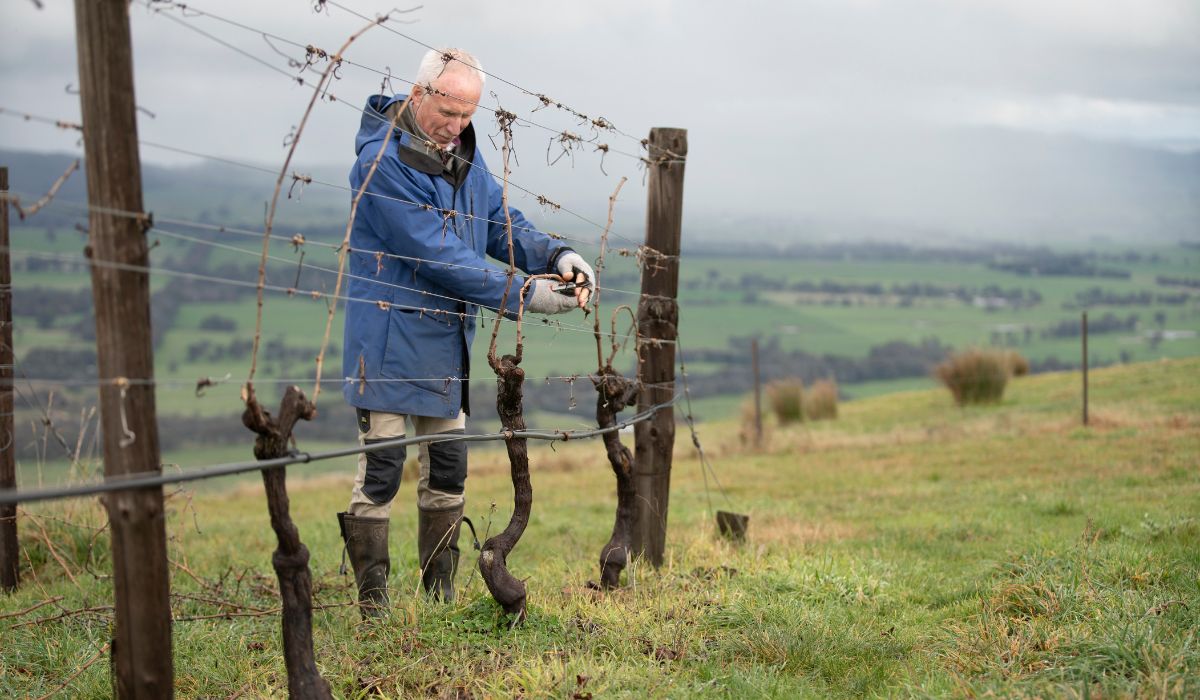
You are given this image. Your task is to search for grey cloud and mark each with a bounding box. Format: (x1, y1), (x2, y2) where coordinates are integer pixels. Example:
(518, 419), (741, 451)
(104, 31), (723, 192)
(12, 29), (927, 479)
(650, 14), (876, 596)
(1, 0), (1196, 243)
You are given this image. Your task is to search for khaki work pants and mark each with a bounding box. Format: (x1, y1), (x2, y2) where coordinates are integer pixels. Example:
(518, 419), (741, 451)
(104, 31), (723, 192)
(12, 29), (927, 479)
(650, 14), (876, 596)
(348, 410), (467, 518)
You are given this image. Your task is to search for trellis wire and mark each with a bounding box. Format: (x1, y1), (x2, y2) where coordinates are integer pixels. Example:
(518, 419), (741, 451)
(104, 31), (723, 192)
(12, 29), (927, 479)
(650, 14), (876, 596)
(0, 188), (665, 301)
(4, 245), (678, 344)
(0, 394), (681, 506)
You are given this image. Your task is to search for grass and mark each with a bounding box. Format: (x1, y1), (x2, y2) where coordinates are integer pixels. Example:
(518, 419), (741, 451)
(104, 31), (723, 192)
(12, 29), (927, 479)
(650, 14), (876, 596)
(2, 358), (1197, 697)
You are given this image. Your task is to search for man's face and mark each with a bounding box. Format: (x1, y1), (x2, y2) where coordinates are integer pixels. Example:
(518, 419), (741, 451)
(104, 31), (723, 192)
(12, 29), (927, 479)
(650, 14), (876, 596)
(411, 67), (482, 147)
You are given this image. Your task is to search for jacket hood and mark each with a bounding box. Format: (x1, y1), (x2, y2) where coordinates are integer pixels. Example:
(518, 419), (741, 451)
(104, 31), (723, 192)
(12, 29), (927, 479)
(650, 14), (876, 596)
(355, 93), (408, 156)
(355, 93), (478, 179)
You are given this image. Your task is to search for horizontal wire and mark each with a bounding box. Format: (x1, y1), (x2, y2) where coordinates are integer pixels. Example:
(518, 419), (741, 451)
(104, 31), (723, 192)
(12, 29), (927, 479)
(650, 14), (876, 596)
(5, 222), (618, 339)
(0, 393), (681, 506)
(136, 198), (651, 298)
(148, 222), (656, 310)
(0, 106), (81, 131)
(150, 225), (528, 319)
(164, 219), (653, 300)
(5, 246), (678, 344)
(1, 375), (671, 389)
(143, 4), (651, 251)
(145, 227), (666, 333)
(148, 0), (652, 165)
(1, 190), (670, 300)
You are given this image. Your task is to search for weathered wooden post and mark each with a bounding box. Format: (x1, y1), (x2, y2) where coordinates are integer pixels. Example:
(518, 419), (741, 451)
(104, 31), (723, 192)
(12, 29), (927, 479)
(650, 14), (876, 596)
(1082, 312), (1089, 426)
(633, 127), (687, 567)
(751, 337), (763, 449)
(0, 166), (17, 593)
(74, 1), (174, 695)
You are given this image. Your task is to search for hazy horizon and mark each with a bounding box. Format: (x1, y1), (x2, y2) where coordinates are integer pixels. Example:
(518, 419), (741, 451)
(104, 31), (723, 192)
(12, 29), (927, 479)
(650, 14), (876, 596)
(2, 0), (1197, 244)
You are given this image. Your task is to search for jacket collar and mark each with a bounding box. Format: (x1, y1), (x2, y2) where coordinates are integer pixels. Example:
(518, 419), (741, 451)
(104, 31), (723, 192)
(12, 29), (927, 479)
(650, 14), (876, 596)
(383, 96), (477, 180)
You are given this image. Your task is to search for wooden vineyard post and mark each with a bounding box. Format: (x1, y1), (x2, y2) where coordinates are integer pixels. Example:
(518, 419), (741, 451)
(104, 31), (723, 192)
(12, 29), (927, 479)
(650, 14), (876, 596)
(633, 127), (687, 567)
(751, 338), (763, 450)
(0, 166), (16, 593)
(1082, 312), (1089, 426)
(74, 1), (174, 695)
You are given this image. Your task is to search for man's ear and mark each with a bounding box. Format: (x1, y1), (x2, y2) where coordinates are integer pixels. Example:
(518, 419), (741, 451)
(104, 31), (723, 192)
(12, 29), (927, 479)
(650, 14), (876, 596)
(410, 83), (424, 102)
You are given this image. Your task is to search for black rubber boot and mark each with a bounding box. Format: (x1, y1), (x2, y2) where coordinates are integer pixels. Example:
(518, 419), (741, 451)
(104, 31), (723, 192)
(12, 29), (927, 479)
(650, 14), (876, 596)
(338, 511), (390, 619)
(417, 505), (462, 603)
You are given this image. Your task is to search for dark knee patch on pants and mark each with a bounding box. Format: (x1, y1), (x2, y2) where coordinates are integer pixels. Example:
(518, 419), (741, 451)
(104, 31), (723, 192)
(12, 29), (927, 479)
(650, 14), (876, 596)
(363, 438), (405, 504)
(427, 430), (467, 494)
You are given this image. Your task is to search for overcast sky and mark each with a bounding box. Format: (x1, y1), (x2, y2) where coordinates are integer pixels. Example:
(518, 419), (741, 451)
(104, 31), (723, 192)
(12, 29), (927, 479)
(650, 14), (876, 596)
(2, 0), (1197, 243)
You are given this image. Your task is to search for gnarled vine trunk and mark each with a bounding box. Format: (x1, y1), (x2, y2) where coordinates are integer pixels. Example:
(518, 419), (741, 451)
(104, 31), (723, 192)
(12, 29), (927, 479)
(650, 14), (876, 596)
(242, 385), (332, 700)
(593, 368), (640, 589)
(478, 354), (531, 620)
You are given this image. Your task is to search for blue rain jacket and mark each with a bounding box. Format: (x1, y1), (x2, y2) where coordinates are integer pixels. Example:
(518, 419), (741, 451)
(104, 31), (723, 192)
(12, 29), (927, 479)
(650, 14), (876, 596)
(342, 94), (570, 417)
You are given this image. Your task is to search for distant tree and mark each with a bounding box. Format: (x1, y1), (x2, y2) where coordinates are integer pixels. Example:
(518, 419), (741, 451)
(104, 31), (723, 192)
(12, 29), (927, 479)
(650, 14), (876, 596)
(20, 347), (97, 380)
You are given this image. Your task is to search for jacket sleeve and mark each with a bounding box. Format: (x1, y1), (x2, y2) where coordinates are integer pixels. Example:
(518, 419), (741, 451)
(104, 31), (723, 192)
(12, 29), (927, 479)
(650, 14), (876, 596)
(484, 176), (572, 277)
(356, 155), (528, 314)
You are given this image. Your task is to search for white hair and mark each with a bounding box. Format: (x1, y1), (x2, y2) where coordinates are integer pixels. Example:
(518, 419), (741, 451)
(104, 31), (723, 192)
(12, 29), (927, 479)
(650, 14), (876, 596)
(414, 48), (485, 87)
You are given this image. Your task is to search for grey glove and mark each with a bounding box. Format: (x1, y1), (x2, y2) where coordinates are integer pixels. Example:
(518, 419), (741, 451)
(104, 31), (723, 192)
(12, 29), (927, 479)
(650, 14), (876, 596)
(525, 278), (580, 315)
(554, 251), (596, 295)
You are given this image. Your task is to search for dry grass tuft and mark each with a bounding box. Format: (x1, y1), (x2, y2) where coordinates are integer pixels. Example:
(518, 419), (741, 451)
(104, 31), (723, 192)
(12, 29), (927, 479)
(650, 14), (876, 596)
(804, 379), (840, 421)
(1002, 349), (1030, 377)
(766, 378), (805, 424)
(934, 348), (1011, 405)
(991, 580), (1061, 619)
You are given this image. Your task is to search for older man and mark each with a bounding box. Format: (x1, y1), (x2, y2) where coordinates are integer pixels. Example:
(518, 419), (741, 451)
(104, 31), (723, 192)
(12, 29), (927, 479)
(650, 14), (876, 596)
(337, 48), (594, 615)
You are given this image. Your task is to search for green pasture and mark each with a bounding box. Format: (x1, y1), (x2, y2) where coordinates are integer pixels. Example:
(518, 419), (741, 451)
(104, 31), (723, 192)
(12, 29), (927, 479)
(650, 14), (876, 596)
(6, 238), (1198, 432)
(2, 358), (1197, 697)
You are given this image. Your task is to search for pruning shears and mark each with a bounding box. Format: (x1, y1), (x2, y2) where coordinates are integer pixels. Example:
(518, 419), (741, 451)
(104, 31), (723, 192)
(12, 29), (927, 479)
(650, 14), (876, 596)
(553, 267), (591, 295)
(552, 281), (585, 294)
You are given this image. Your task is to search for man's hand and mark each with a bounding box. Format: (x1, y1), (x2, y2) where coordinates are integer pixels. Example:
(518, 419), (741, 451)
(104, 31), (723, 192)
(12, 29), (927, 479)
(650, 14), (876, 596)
(554, 252), (595, 308)
(525, 278), (581, 315)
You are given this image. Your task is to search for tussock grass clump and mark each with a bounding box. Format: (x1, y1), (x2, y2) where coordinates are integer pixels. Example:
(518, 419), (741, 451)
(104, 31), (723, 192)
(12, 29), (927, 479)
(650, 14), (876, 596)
(935, 349), (1010, 405)
(1003, 349), (1030, 377)
(766, 378), (805, 424)
(804, 379), (840, 421)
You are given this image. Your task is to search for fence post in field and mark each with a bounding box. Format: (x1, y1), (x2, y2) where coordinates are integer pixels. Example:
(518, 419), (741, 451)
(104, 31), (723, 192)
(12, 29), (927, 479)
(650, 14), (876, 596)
(751, 338), (763, 449)
(0, 166), (17, 593)
(633, 127), (687, 567)
(74, 1), (174, 695)
(1082, 312), (1089, 426)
